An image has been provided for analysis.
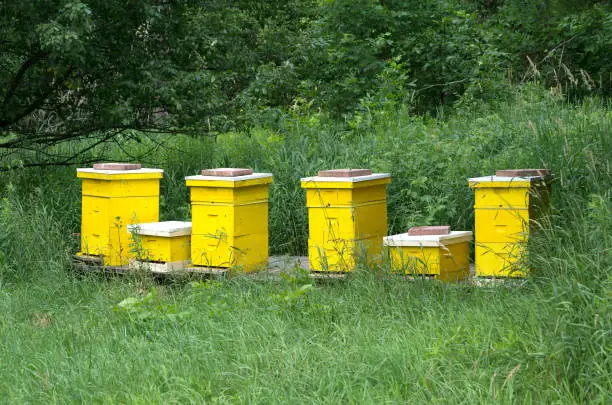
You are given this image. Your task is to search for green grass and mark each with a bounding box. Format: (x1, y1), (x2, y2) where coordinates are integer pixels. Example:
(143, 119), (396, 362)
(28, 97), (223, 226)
(0, 267), (607, 403)
(0, 86), (609, 403)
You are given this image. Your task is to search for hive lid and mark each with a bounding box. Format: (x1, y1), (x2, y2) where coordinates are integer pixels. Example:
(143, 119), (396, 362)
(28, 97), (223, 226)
(185, 172), (273, 182)
(469, 169), (554, 187)
(77, 166), (164, 176)
(128, 221), (192, 237)
(383, 231), (472, 247)
(201, 168), (254, 177)
(301, 172), (390, 183)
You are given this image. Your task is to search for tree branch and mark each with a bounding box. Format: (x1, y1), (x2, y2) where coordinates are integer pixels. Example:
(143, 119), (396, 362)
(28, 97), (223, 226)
(2, 51), (46, 106)
(0, 65), (72, 129)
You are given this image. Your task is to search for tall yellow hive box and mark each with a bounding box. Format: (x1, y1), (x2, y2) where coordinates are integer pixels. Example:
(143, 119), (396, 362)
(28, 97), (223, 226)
(301, 169), (391, 272)
(383, 226), (472, 282)
(77, 163), (163, 266)
(186, 168), (273, 271)
(469, 169), (553, 278)
(127, 221), (191, 272)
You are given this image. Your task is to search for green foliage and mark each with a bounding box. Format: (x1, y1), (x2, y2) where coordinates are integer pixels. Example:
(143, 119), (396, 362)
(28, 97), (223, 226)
(1, 0), (610, 166)
(254, 0), (501, 114)
(1, 3), (609, 397)
(270, 283), (315, 312)
(482, 0), (612, 95)
(114, 287), (191, 321)
(0, 90), (609, 403)
(0, 0), (316, 165)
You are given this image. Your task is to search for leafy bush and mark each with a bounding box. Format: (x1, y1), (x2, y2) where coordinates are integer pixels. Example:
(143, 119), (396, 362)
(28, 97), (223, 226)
(484, 0), (612, 96)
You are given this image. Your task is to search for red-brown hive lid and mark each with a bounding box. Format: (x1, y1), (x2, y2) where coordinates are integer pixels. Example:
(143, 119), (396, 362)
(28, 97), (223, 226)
(407, 225), (451, 236)
(495, 169), (551, 177)
(318, 168), (373, 178)
(201, 168), (254, 177)
(93, 162), (142, 170)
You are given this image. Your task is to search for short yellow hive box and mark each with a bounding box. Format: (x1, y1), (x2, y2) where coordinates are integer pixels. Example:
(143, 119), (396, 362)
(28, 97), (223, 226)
(384, 228), (472, 282)
(469, 169), (553, 278)
(186, 168), (273, 271)
(77, 163), (163, 266)
(127, 221), (192, 271)
(301, 169), (391, 272)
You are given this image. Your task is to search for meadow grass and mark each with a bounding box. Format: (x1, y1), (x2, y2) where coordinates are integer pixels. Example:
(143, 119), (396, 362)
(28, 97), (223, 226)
(0, 86), (609, 403)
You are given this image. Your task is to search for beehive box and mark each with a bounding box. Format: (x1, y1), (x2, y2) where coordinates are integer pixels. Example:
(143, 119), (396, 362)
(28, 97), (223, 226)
(469, 169), (553, 277)
(127, 221), (191, 271)
(186, 168), (273, 271)
(384, 230), (472, 281)
(301, 169), (391, 272)
(77, 163), (163, 266)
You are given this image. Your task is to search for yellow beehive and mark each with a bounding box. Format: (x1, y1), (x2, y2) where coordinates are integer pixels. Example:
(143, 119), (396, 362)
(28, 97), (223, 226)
(127, 221), (191, 269)
(186, 168), (273, 271)
(469, 169), (552, 277)
(77, 163), (163, 266)
(384, 230), (472, 281)
(301, 169), (391, 272)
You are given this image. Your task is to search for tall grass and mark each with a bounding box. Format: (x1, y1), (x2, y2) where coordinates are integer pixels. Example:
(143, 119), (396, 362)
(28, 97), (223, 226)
(0, 184), (73, 282)
(0, 85), (609, 402)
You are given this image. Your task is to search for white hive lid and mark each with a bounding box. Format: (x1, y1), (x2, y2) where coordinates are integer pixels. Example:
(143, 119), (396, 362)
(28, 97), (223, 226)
(470, 169), (553, 183)
(128, 221), (192, 237)
(185, 173), (272, 182)
(301, 173), (390, 183)
(468, 175), (551, 183)
(383, 231), (472, 247)
(78, 168), (164, 175)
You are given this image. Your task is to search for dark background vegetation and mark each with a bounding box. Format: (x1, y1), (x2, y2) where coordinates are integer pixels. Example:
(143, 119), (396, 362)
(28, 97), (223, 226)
(1, 0), (610, 167)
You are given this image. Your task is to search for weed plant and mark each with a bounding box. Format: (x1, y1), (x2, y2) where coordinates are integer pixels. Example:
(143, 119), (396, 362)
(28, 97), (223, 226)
(0, 86), (609, 403)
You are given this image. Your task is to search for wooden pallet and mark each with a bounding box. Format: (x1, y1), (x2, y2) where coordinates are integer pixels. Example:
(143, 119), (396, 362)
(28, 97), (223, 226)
(470, 277), (528, 287)
(72, 254), (131, 274)
(73, 254), (527, 285)
(184, 266), (229, 276)
(74, 255), (230, 278)
(309, 271), (349, 280)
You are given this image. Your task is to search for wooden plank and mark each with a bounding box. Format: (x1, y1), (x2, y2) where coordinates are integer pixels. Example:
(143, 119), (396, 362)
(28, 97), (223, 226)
(73, 254), (104, 265)
(471, 277), (527, 287)
(72, 258), (131, 274)
(309, 271), (348, 280)
(185, 266), (229, 276)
